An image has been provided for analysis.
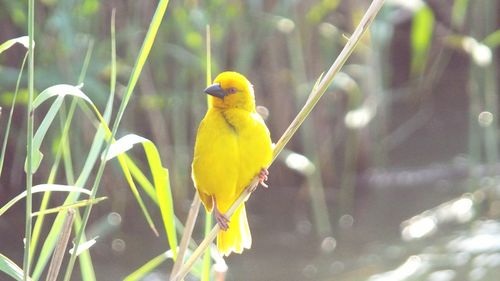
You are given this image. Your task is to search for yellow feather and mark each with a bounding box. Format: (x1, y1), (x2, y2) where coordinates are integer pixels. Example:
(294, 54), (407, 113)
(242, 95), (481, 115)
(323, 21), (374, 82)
(192, 71), (273, 256)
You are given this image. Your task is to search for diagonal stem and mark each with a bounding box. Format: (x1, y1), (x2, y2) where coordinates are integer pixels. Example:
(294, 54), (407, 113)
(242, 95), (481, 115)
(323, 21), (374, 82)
(169, 194), (201, 280)
(172, 1), (386, 280)
(45, 209), (75, 281)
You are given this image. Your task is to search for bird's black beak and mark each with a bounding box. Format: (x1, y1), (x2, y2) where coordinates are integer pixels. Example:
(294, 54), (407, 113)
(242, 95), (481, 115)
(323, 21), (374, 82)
(204, 83), (226, 99)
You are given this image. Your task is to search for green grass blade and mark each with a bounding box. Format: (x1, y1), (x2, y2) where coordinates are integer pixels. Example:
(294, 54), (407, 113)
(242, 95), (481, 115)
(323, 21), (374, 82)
(206, 25), (212, 107)
(125, 155), (158, 203)
(72, 215), (97, 281)
(107, 9), (117, 117)
(27, 83), (95, 172)
(123, 252), (172, 281)
(124, 249), (204, 281)
(114, 0), (170, 120)
(104, 134), (149, 161)
(60, 106), (75, 184)
(149, 159), (177, 257)
(77, 40), (95, 85)
(64, 1), (170, 279)
(0, 253), (32, 281)
(0, 185), (91, 217)
(29, 129), (65, 265)
(410, 5), (435, 76)
(32, 84), (92, 108)
(115, 151), (160, 236)
(106, 134), (177, 250)
(31, 197), (107, 217)
(0, 36), (31, 54)
(105, 135), (160, 236)
(24, 0), (35, 279)
(73, 16), (115, 184)
(27, 96), (63, 172)
(0, 52), (28, 177)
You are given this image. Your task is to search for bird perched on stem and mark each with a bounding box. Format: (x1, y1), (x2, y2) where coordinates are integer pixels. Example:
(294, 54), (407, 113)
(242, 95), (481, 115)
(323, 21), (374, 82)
(192, 71), (273, 256)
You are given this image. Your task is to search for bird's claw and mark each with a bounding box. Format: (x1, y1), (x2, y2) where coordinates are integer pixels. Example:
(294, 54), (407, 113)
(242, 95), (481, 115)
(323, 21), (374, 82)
(214, 208), (230, 231)
(258, 168), (269, 188)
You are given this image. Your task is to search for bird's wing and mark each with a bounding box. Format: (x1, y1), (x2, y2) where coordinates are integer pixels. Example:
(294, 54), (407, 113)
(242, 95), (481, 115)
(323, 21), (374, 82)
(192, 110), (239, 212)
(235, 112), (273, 189)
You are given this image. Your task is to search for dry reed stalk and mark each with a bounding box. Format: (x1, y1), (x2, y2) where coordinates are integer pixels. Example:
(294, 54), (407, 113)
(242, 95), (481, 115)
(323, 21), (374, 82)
(45, 209), (75, 281)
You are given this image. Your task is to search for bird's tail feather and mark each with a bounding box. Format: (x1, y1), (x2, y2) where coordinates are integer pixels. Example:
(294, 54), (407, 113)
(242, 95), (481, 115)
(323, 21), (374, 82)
(217, 203), (251, 256)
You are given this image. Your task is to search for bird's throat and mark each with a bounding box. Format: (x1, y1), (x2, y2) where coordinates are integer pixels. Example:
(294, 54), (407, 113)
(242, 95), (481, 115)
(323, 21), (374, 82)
(220, 111), (238, 134)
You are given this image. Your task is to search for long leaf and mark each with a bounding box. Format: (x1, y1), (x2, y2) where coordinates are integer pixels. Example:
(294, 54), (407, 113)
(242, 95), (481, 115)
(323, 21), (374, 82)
(0, 36), (32, 54)
(25, 84), (94, 173)
(0, 185), (91, 217)
(123, 252), (173, 281)
(0, 253), (32, 281)
(32, 84), (92, 108)
(0, 52), (28, 177)
(101, 134), (159, 236)
(124, 249), (204, 281)
(107, 134), (177, 252)
(31, 197), (107, 217)
(152, 167), (177, 255)
(125, 155), (158, 203)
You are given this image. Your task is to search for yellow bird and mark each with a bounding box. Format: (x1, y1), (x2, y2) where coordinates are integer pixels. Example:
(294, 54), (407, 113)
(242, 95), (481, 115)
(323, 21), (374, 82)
(192, 71), (273, 256)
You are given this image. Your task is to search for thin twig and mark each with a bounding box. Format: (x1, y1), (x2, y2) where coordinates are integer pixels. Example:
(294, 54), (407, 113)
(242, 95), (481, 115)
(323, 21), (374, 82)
(173, 1), (385, 280)
(45, 209), (75, 281)
(169, 194), (201, 280)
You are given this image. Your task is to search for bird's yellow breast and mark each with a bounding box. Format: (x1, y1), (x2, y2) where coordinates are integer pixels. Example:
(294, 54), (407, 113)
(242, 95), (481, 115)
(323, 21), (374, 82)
(192, 107), (272, 211)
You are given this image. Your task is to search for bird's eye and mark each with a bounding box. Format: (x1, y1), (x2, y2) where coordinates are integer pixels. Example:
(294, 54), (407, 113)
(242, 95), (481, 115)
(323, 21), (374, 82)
(227, 88), (237, 94)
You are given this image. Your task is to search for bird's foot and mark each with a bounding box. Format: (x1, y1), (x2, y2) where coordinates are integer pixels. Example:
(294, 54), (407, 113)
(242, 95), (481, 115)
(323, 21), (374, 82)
(214, 206), (229, 231)
(258, 168), (269, 188)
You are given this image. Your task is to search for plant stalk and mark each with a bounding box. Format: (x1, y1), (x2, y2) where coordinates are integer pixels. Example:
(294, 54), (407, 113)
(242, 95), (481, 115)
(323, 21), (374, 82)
(169, 194), (201, 280)
(24, 0), (35, 280)
(45, 209), (75, 281)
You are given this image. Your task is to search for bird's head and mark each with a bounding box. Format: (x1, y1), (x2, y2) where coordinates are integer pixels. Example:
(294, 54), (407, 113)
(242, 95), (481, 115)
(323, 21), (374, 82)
(205, 71), (255, 111)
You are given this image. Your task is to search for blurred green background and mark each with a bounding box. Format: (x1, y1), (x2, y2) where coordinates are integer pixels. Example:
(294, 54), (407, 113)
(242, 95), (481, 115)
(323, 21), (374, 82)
(1, 0), (500, 280)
